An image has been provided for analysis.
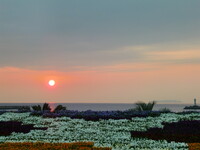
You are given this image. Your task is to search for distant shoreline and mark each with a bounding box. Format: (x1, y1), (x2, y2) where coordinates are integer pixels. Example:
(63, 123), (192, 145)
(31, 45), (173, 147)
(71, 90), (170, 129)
(0, 103), (194, 112)
(0, 102), (194, 105)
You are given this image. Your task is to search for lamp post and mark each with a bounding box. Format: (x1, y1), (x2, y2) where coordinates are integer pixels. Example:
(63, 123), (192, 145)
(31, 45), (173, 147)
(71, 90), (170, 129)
(194, 98), (197, 106)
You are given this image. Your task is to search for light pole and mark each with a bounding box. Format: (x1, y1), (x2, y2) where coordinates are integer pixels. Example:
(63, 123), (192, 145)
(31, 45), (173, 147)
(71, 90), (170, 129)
(194, 98), (197, 106)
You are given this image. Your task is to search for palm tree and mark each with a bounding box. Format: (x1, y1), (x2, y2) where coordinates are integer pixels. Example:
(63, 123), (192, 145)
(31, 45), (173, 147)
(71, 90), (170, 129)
(32, 103), (51, 112)
(42, 103), (51, 111)
(32, 105), (41, 111)
(32, 103), (66, 112)
(53, 105), (66, 112)
(134, 101), (156, 111)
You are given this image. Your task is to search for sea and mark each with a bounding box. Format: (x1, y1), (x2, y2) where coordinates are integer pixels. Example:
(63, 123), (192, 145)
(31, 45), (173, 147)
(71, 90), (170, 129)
(0, 103), (197, 112)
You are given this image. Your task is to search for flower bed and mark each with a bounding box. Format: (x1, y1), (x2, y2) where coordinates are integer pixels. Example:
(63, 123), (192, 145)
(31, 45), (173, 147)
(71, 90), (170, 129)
(188, 143), (200, 150)
(1, 112), (200, 149)
(0, 142), (111, 150)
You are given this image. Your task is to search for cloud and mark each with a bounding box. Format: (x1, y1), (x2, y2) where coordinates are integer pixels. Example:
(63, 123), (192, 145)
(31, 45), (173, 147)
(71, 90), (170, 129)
(145, 49), (200, 64)
(1, 36), (200, 73)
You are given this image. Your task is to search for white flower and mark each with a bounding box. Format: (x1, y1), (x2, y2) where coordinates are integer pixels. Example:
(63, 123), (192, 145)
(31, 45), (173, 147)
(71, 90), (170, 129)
(0, 112), (196, 149)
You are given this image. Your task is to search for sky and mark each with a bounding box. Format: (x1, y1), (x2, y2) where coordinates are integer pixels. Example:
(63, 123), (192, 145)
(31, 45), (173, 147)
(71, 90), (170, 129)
(1, 0), (200, 104)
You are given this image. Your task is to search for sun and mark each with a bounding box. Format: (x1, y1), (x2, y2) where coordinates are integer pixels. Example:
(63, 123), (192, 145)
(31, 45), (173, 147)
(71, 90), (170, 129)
(48, 80), (55, 86)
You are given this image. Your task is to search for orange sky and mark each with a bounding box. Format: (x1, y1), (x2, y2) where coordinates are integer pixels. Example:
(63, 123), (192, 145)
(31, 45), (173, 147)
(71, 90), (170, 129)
(1, 63), (200, 103)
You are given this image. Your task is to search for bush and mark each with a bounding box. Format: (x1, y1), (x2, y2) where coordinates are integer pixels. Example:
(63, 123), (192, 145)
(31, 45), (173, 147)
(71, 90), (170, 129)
(131, 120), (200, 143)
(0, 121), (47, 136)
(158, 107), (171, 113)
(32, 105), (42, 111)
(31, 110), (162, 121)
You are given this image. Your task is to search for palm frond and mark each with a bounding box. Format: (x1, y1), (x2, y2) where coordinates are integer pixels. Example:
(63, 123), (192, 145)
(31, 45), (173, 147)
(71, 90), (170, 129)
(134, 101), (156, 111)
(32, 105), (41, 111)
(53, 105), (66, 112)
(42, 103), (51, 111)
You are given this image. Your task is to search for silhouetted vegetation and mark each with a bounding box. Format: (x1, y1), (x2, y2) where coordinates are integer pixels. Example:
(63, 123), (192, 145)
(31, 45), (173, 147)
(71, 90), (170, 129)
(32, 103), (66, 112)
(184, 105), (200, 110)
(42, 103), (51, 111)
(134, 101), (156, 111)
(32, 105), (42, 111)
(53, 105), (66, 112)
(158, 107), (171, 113)
(131, 120), (200, 143)
(31, 109), (162, 120)
(0, 121), (47, 136)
